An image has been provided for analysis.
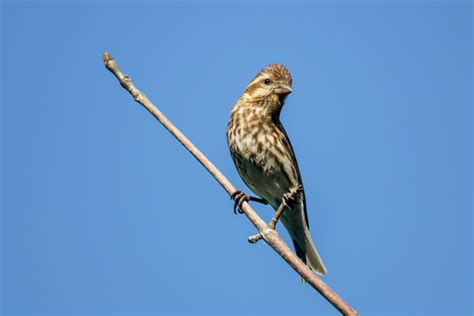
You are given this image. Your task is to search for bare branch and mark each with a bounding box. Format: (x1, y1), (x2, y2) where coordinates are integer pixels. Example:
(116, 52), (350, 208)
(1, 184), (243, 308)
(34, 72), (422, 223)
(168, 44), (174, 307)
(102, 52), (358, 316)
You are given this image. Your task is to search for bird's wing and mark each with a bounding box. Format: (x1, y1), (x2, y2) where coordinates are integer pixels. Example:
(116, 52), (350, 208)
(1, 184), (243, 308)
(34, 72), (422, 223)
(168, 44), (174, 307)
(275, 122), (310, 228)
(276, 122), (327, 275)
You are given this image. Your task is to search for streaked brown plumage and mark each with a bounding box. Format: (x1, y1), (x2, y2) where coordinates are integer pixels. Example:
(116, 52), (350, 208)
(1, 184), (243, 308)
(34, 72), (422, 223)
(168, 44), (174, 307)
(227, 64), (327, 275)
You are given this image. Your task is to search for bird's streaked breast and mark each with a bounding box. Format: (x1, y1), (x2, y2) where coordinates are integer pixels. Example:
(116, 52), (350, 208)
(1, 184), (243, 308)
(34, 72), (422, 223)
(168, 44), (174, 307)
(227, 105), (300, 204)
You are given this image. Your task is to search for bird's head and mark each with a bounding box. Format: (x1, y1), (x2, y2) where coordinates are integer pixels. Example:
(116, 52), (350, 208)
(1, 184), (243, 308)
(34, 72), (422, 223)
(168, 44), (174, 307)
(242, 64), (293, 105)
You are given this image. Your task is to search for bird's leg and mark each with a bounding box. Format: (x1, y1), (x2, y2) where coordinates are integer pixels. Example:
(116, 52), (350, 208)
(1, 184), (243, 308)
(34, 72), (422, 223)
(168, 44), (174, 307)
(268, 197), (291, 230)
(248, 196), (268, 204)
(268, 185), (302, 229)
(231, 190), (268, 214)
(248, 185), (303, 243)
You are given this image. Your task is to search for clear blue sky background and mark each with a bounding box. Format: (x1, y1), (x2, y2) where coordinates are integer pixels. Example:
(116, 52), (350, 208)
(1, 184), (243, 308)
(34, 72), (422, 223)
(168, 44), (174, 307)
(1, 1), (472, 315)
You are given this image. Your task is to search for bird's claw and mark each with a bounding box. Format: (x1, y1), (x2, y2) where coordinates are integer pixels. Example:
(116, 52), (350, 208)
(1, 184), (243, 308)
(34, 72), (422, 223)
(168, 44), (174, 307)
(282, 184), (303, 209)
(231, 190), (250, 214)
(231, 190), (268, 214)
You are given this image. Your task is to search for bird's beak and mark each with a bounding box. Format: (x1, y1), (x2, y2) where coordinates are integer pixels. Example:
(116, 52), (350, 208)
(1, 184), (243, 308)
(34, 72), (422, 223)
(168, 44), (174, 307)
(274, 84), (293, 96)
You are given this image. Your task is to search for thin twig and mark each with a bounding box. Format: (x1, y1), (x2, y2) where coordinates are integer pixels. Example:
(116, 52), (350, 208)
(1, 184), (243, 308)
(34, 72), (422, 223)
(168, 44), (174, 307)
(102, 52), (358, 316)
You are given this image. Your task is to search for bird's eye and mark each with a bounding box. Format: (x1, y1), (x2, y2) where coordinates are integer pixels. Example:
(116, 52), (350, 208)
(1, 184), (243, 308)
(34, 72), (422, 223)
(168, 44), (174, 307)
(264, 79), (272, 85)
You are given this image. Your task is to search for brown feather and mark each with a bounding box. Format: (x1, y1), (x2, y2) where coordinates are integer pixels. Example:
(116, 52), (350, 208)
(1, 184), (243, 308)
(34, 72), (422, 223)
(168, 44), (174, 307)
(226, 64), (327, 275)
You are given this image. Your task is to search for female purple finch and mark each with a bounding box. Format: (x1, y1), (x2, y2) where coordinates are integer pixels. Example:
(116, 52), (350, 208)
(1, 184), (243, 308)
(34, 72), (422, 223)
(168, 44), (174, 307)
(226, 64), (327, 275)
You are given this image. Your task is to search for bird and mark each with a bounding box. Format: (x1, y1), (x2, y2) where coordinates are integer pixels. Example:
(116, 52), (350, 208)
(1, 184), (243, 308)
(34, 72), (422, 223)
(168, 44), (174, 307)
(226, 64), (327, 276)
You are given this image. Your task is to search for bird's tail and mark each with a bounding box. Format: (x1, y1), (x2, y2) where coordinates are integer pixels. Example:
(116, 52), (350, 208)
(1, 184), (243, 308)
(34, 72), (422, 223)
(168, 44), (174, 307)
(292, 228), (328, 276)
(278, 194), (328, 277)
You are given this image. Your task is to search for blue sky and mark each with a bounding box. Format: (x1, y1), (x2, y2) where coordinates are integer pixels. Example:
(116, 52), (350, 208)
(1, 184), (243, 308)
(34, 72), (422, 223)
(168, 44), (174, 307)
(1, 1), (472, 315)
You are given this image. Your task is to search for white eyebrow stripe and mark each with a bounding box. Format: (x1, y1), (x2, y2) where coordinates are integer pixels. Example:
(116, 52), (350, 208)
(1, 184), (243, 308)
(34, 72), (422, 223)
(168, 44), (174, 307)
(248, 74), (270, 87)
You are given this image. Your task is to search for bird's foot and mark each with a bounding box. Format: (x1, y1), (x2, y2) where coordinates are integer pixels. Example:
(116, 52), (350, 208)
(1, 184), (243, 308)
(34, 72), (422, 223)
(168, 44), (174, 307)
(247, 185), (304, 244)
(268, 185), (303, 230)
(281, 184), (304, 208)
(231, 190), (249, 214)
(231, 190), (267, 215)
